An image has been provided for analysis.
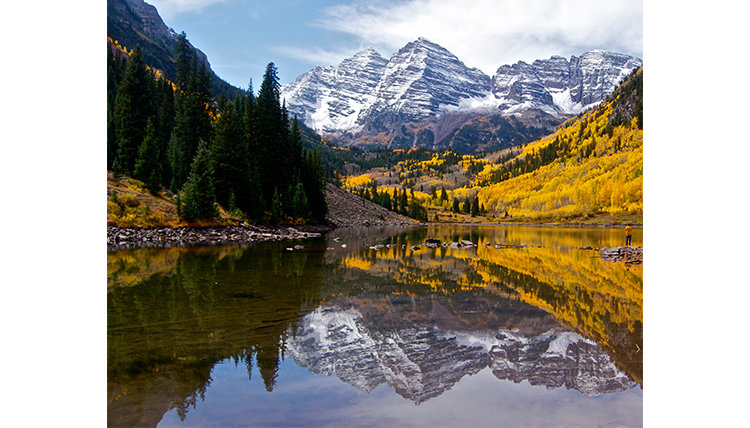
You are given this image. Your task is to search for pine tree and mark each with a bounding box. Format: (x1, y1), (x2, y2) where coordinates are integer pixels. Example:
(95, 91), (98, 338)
(155, 75), (175, 187)
(254, 63), (288, 210)
(174, 32), (195, 90)
(471, 195), (479, 217)
(300, 149), (328, 223)
(462, 197), (471, 213)
(113, 46), (157, 175)
(289, 116), (303, 175)
(171, 34), (214, 190)
(270, 188), (282, 224)
(400, 189), (408, 215)
(211, 95), (251, 212)
(107, 43), (128, 170)
(133, 118), (163, 194)
(382, 192), (392, 211)
(181, 141), (218, 221)
(291, 182), (310, 220)
(440, 187), (448, 202)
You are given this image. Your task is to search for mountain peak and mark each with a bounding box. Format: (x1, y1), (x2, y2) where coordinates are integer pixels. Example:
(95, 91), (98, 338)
(399, 37), (454, 57)
(280, 41), (641, 153)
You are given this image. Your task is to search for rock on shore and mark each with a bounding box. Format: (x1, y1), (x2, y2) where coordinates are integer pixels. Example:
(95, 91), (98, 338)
(107, 224), (321, 251)
(107, 183), (419, 251)
(600, 246), (643, 264)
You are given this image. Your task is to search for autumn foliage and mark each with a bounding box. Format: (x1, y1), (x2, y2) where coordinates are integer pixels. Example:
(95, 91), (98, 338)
(477, 67), (644, 219)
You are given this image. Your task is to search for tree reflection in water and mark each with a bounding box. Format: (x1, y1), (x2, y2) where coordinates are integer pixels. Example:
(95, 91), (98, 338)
(107, 225), (642, 427)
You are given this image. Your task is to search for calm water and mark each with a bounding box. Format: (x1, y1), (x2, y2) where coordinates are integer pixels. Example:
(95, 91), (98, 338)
(108, 225), (643, 427)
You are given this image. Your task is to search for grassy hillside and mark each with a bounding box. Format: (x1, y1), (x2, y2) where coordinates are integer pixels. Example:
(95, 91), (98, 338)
(107, 172), (236, 228)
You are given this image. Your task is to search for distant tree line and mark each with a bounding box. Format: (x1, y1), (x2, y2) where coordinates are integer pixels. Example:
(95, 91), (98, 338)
(354, 183), (428, 222)
(107, 34), (327, 223)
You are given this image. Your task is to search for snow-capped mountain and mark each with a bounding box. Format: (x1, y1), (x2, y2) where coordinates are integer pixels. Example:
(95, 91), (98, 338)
(491, 49), (643, 116)
(280, 39), (641, 152)
(282, 48), (389, 134)
(285, 305), (637, 403)
(282, 38), (491, 137)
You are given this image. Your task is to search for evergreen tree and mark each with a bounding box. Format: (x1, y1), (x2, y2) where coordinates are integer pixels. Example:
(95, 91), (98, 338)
(113, 46), (157, 175)
(408, 201), (428, 222)
(400, 189), (408, 215)
(181, 141), (218, 221)
(133, 118), (163, 194)
(462, 197), (471, 213)
(289, 115), (303, 175)
(471, 195), (479, 217)
(440, 187), (448, 202)
(155, 75), (176, 187)
(167, 131), (181, 191)
(239, 79), (265, 220)
(171, 35), (214, 190)
(254, 63), (288, 209)
(382, 191), (392, 211)
(211, 95), (251, 212)
(452, 198), (460, 213)
(174, 32), (195, 90)
(107, 43), (128, 170)
(291, 182), (310, 220)
(247, 168), (265, 221)
(270, 188), (282, 224)
(300, 149), (328, 223)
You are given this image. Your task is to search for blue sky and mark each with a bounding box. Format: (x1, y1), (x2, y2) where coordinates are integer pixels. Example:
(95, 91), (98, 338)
(145, 0), (643, 88)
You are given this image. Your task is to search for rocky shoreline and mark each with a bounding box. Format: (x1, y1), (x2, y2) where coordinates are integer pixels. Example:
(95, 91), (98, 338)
(107, 224), (327, 252)
(107, 184), (641, 254)
(107, 183), (420, 251)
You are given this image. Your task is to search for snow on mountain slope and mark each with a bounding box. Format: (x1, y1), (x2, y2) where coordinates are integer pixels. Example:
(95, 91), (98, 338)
(280, 39), (641, 150)
(285, 305), (637, 402)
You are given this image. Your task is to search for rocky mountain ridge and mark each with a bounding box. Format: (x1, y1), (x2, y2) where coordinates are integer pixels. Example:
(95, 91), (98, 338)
(281, 39), (642, 153)
(285, 303), (637, 404)
(107, 0), (243, 99)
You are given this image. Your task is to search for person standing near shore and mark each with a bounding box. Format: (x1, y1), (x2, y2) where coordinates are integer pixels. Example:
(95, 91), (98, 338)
(625, 224), (632, 246)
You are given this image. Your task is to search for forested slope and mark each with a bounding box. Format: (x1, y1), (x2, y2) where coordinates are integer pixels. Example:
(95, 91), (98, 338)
(476, 67), (643, 220)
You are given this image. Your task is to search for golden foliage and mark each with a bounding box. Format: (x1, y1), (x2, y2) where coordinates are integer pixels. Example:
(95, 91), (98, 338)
(344, 173), (374, 188)
(478, 98), (643, 219)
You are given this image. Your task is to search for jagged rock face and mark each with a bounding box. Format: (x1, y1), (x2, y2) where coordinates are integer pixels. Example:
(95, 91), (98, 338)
(285, 304), (637, 403)
(282, 48), (387, 134)
(108, 0), (242, 98)
(121, 0), (178, 43)
(281, 40), (641, 152)
(360, 38), (492, 128)
(283, 38), (490, 136)
(492, 50), (643, 116)
(489, 331), (636, 396)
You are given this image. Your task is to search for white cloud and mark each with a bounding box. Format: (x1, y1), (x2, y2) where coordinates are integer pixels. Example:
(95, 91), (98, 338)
(274, 45), (360, 68)
(316, 0), (642, 75)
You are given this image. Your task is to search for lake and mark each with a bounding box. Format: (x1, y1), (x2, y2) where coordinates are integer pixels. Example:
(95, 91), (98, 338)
(108, 225), (643, 427)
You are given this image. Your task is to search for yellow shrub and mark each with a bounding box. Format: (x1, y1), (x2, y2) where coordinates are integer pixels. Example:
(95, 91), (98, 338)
(118, 194), (141, 207)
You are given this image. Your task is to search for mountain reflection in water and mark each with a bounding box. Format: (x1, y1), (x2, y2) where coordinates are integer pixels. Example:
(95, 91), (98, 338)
(107, 225), (642, 427)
